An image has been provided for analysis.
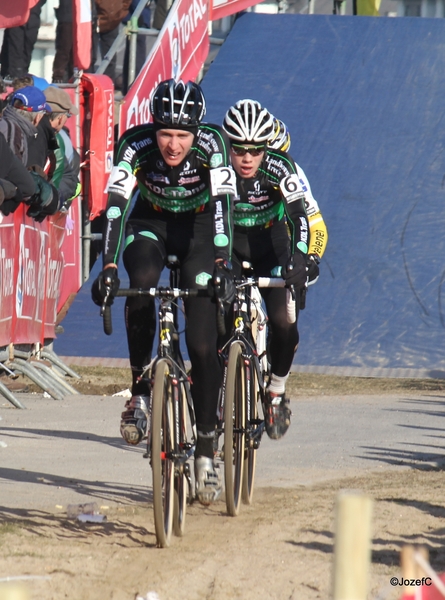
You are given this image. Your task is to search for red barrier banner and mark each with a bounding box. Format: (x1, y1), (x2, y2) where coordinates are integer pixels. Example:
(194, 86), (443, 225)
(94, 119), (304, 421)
(55, 197), (82, 324)
(13, 208), (49, 345)
(73, 0), (92, 71)
(0, 212), (17, 347)
(0, 0), (40, 28)
(119, 0), (209, 136)
(81, 74), (115, 220)
(43, 213), (67, 340)
(209, 0), (261, 21)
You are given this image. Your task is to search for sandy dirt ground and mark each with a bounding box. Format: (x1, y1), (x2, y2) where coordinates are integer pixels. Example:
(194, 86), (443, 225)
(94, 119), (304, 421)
(1, 370), (445, 600)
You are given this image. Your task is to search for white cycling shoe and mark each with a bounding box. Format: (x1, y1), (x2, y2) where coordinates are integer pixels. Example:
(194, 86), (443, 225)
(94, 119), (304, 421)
(194, 456), (222, 506)
(120, 395), (150, 445)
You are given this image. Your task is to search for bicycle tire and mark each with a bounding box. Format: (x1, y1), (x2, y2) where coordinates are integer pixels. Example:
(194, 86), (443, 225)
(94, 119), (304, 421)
(242, 359), (258, 505)
(173, 381), (191, 537)
(224, 341), (246, 516)
(151, 358), (175, 548)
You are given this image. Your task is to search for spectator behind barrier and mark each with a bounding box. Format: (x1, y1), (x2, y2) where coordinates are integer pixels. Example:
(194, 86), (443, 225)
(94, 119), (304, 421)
(0, 0), (47, 79)
(0, 86), (62, 221)
(120, 0), (151, 94)
(44, 86), (81, 212)
(0, 132), (36, 215)
(94, 0), (131, 83)
(0, 85), (51, 167)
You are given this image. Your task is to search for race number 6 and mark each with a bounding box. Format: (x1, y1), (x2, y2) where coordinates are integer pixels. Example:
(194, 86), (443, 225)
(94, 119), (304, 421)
(106, 166), (137, 198)
(280, 174), (305, 203)
(210, 166), (237, 196)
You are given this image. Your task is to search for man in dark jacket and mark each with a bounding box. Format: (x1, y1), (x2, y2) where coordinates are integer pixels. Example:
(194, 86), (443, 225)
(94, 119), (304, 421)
(0, 133), (35, 215)
(94, 0), (131, 81)
(0, 86), (61, 221)
(44, 86), (81, 212)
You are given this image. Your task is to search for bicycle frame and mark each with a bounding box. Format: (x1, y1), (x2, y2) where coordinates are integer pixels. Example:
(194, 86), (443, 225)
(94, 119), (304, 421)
(102, 257), (209, 545)
(218, 277), (268, 446)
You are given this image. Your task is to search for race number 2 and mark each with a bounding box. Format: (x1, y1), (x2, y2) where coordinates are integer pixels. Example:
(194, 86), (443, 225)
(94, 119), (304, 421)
(280, 174), (305, 203)
(106, 166), (137, 198)
(210, 166), (237, 196)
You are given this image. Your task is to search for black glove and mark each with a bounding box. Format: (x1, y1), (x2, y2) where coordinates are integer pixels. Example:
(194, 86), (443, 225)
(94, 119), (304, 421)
(0, 178), (17, 206)
(282, 252), (307, 289)
(208, 260), (235, 305)
(91, 267), (120, 307)
(26, 171), (59, 221)
(306, 254), (320, 283)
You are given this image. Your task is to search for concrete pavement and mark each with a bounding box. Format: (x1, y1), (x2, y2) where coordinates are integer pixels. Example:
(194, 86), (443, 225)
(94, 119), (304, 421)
(1, 391), (445, 512)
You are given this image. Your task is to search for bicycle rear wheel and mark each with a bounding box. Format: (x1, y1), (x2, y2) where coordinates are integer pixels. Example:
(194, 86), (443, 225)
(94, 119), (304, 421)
(151, 358), (175, 548)
(224, 341), (246, 516)
(173, 381), (193, 537)
(242, 359), (258, 505)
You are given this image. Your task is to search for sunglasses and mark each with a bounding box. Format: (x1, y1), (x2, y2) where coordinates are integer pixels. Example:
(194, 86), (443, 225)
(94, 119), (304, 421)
(231, 144), (265, 157)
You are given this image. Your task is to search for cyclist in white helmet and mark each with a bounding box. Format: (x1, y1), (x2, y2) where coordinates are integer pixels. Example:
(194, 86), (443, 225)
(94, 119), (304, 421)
(222, 99), (317, 440)
(268, 117), (328, 270)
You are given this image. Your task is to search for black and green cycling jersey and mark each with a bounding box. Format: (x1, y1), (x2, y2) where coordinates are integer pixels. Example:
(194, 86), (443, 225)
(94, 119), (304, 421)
(234, 149), (310, 256)
(102, 122), (234, 266)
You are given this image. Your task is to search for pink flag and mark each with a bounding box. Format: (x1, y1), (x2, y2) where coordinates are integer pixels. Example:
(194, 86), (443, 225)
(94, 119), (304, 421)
(72, 0), (92, 71)
(0, 0), (40, 28)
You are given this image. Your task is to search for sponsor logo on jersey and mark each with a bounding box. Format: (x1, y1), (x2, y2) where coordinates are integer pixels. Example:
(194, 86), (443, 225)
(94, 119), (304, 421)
(299, 216), (309, 245)
(106, 207), (122, 219)
(266, 155), (293, 177)
(131, 137), (153, 151)
(210, 153), (223, 168)
(147, 172), (170, 184)
(178, 176), (201, 185)
(147, 182), (206, 198)
(122, 147), (136, 163)
(156, 160), (166, 170)
(246, 195), (272, 205)
(214, 200), (225, 234)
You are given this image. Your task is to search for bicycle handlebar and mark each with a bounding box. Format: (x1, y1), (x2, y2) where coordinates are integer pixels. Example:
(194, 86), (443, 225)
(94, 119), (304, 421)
(240, 276), (285, 288)
(99, 287), (210, 336)
(113, 287), (210, 298)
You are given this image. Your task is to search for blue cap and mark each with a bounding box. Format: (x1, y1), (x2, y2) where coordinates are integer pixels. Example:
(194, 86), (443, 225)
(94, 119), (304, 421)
(10, 86), (51, 112)
(30, 75), (51, 91)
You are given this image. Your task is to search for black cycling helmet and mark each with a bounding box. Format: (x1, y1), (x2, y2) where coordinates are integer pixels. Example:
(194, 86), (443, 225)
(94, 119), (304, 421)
(222, 99), (274, 144)
(150, 79), (206, 127)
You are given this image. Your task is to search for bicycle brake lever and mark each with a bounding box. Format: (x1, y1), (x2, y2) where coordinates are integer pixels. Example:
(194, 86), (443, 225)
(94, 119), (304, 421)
(100, 286), (112, 317)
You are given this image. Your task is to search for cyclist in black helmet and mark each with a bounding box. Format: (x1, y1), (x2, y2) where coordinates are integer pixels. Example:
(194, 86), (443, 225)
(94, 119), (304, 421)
(92, 79), (236, 505)
(223, 99), (317, 440)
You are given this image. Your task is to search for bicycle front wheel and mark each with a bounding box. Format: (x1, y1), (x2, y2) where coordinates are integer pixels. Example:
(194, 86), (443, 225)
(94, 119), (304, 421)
(151, 358), (175, 548)
(224, 341), (246, 516)
(173, 381), (193, 537)
(242, 359), (258, 505)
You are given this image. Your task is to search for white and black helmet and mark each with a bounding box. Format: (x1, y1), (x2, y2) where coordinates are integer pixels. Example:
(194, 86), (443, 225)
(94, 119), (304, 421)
(222, 99), (274, 143)
(269, 117), (291, 152)
(150, 79), (206, 127)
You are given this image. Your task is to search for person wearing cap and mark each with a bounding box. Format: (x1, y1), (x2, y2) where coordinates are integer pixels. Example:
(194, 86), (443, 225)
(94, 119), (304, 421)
(43, 86), (81, 212)
(0, 85), (52, 167)
(0, 132), (36, 216)
(0, 85), (62, 221)
(91, 79), (236, 506)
